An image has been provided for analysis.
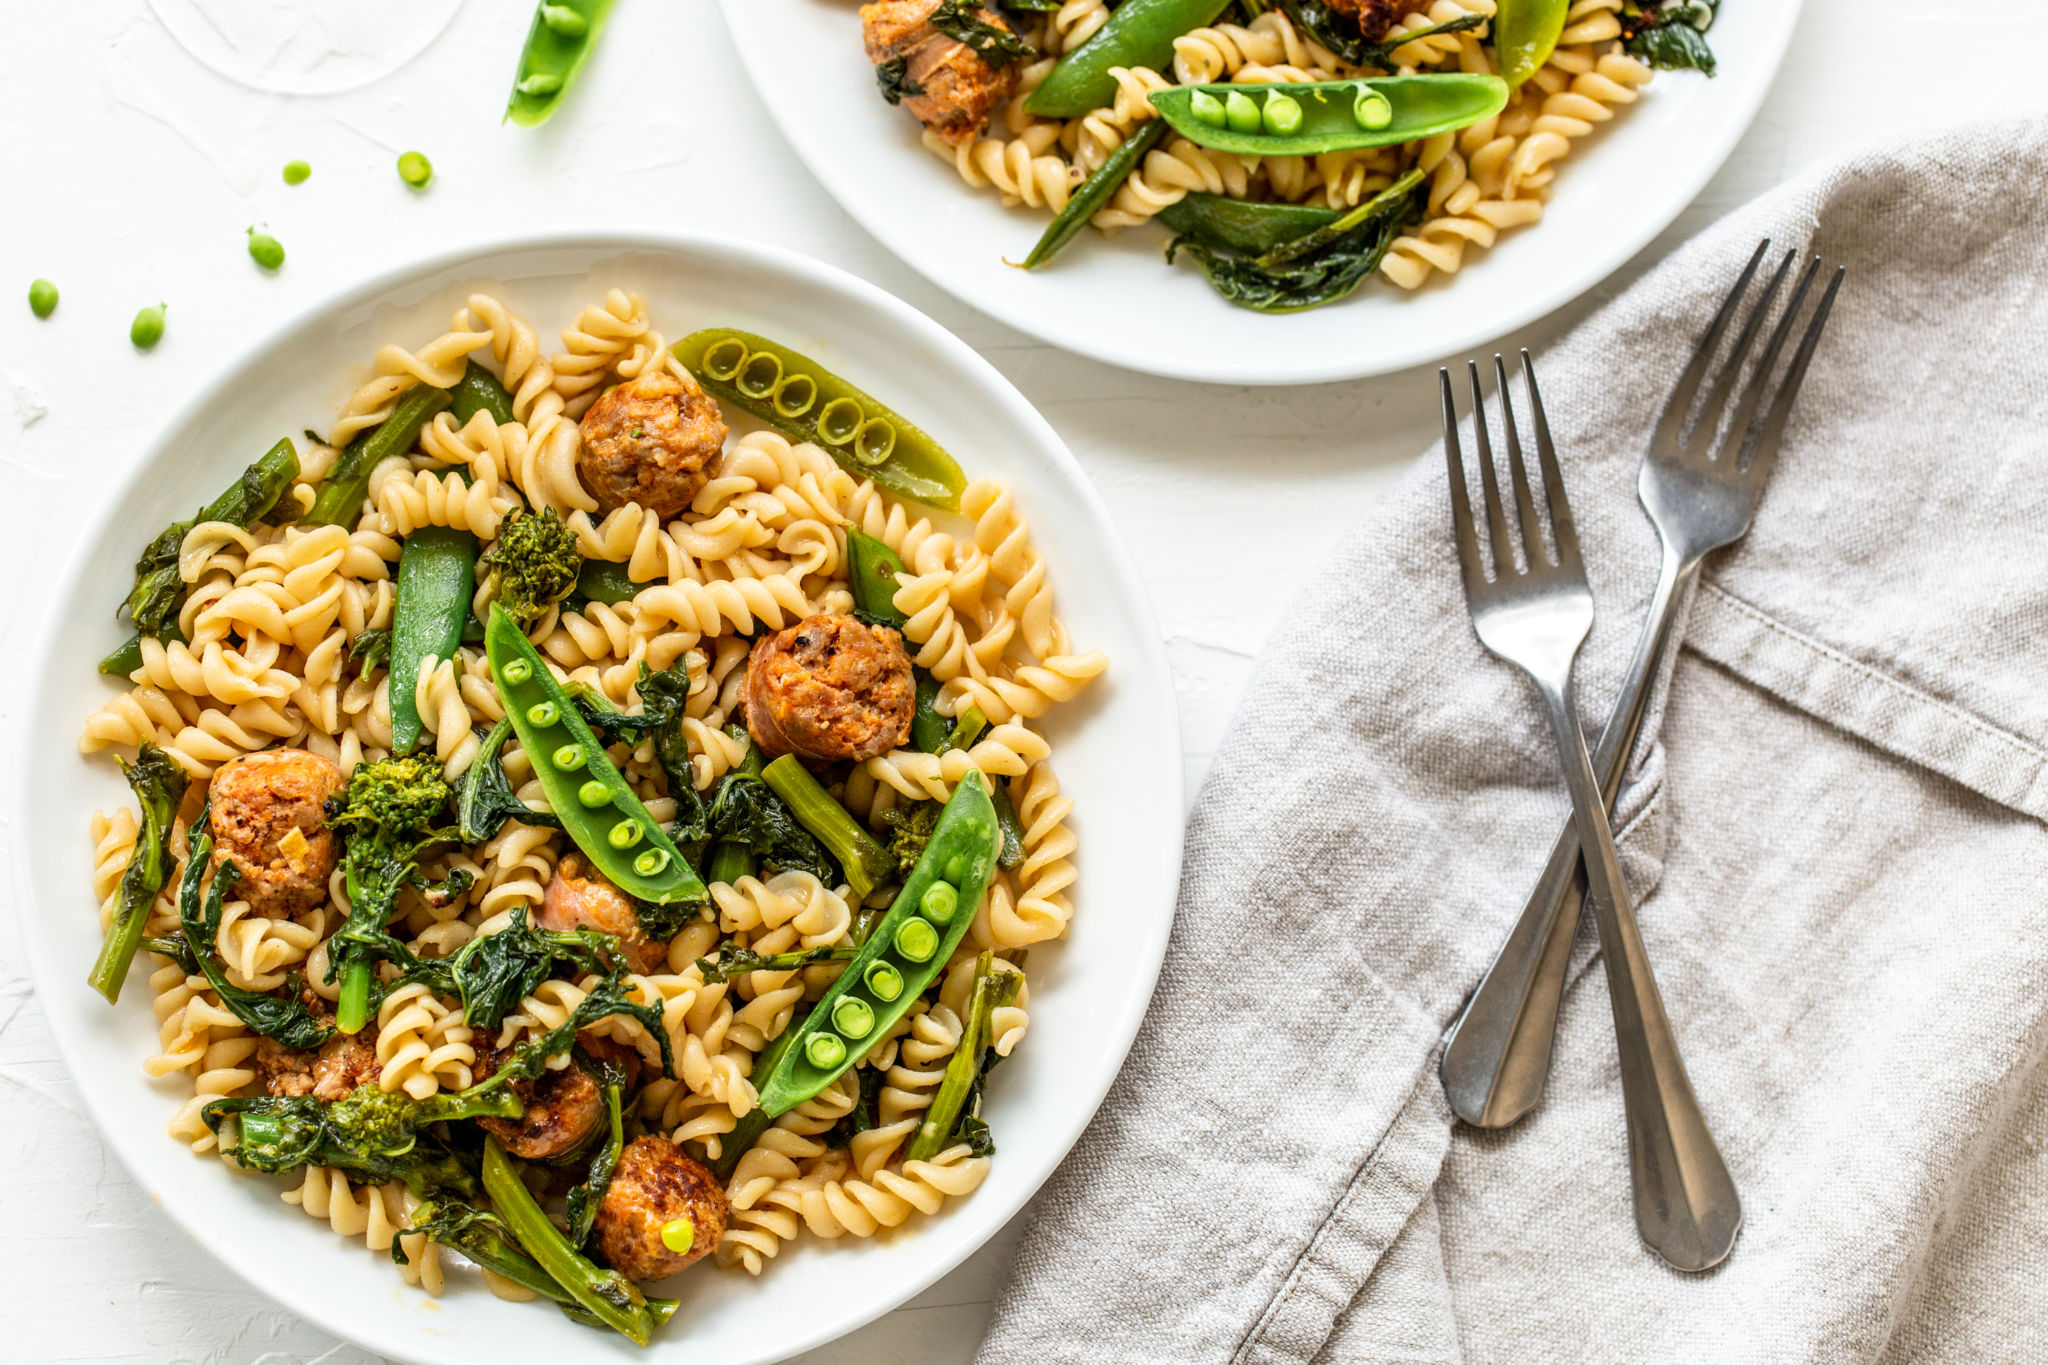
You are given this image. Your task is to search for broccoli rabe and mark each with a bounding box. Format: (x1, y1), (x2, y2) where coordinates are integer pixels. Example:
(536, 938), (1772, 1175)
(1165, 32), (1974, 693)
(327, 753), (456, 1034)
(86, 742), (189, 1004)
(205, 1082), (517, 1198)
(480, 507), (582, 629)
(882, 800), (941, 875)
(446, 907), (622, 1030)
(455, 716), (564, 843)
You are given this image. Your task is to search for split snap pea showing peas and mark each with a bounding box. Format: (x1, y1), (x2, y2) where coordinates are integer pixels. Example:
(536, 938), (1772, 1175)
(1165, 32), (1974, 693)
(1151, 74), (1508, 157)
(1026, 0), (1232, 120)
(673, 329), (967, 511)
(484, 603), (709, 905)
(506, 0), (616, 127)
(754, 770), (1002, 1117)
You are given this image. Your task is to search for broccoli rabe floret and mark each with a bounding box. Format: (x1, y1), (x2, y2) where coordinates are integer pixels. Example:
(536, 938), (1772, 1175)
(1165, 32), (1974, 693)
(327, 754), (456, 1033)
(481, 508), (582, 629)
(205, 1082), (519, 1198)
(883, 800), (942, 875)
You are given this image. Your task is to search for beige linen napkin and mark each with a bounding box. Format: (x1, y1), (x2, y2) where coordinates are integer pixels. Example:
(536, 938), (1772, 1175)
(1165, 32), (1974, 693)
(976, 113), (2048, 1365)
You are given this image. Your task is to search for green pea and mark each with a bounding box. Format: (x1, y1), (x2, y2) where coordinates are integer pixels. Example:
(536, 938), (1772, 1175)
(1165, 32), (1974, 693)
(1225, 90), (1262, 135)
(246, 228), (285, 271)
(864, 961), (905, 1002)
(660, 1218), (694, 1255)
(577, 780), (610, 808)
(516, 73), (563, 97)
(608, 819), (642, 850)
(27, 279), (57, 319)
(552, 743), (585, 770)
(895, 918), (939, 963)
(501, 658), (533, 685)
(920, 881), (959, 925)
(540, 4), (589, 37)
(1354, 88), (1393, 131)
(397, 150), (433, 188)
(1263, 92), (1305, 136)
(831, 996), (875, 1040)
(130, 303), (166, 350)
(1189, 90), (1227, 128)
(281, 159), (312, 185)
(525, 701), (559, 727)
(944, 855), (967, 884)
(805, 1033), (847, 1069)
(634, 848), (670, 877)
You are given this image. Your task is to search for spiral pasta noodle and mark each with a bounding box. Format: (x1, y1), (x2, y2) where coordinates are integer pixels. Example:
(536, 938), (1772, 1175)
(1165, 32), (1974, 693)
(81, 288), (1102, 1308)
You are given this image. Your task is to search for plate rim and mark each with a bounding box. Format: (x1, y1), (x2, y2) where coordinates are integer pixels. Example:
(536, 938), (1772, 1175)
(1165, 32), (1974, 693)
(713, 0), (1806, 385)
(8, 226), (1184, 1365)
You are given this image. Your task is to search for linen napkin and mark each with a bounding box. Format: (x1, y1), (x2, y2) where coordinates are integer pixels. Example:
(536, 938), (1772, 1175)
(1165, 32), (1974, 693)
(977, 113), (2048, 1365)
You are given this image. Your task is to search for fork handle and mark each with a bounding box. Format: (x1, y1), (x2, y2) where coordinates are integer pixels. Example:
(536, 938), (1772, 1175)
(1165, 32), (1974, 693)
(1540, 676), (1741, 1271)
(1441, 544), (1698, 1128)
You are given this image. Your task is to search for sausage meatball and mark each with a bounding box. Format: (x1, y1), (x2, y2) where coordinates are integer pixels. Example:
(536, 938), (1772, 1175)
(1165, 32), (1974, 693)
(577, 369), (727, 519)
(745, 613), (915, 763)
(861, 1), (1019, 146)
(208, 748), (344, 918)
(256, 1028), (382, 1103)
(538, 852), (670, 974)
(472, 1040), (611, 1159)
(1324, 0), (1435, 40)
(592, 1135), (728, 1281)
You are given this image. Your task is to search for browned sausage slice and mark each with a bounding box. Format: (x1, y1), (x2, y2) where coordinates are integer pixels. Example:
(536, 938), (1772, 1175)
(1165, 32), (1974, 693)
(537, 852), (670, 974)
(208, 748), (344, 919)
(592, 1135), (729, 1281)
(577, 369), (727, 519)
(861, 1), (1020, 146)
(745, 613), (915, 764)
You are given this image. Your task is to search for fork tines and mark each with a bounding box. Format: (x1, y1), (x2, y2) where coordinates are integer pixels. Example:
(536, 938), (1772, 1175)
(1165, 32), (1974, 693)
(1442, 351), (1579, 595)
(1657, 239), (1846, 484)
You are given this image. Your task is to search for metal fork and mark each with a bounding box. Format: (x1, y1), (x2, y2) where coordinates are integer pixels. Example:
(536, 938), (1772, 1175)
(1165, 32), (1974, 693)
(1441, 243), (1845, 1131)
(1443, 354), (1741, 1272)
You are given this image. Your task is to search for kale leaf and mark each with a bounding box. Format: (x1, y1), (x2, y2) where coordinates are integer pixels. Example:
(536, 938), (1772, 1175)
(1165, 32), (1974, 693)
(875, 55), (926, 106)
(1167, 169), (1426, 312)
(455, 717), (563, 844)
(446, 907), (623, 1030)
(179, 805), (334, 1050)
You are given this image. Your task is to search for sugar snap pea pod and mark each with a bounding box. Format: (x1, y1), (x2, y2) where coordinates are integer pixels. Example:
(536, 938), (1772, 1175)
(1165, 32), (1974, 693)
(1494, 0), (1570, 88)
(505, 0), (616, 128)
(1025, 0), (1232, 119)
(761, 755), (898, 902)
(389, 528), (478, 754)
(1157, 194), (1341, 254)
(573, 558), (638, 606)
(1150, 74), (1507, 156)
(449, 358), (515, 425)
(756, 771), (1001, 1116)
(673, 330), (966, 511)
(846, 529), (909, 626)
(304, 383), (452, 527)
(1022, 119), (1168, 270)
(905, 951), (1020, 1161)
(485, 603), (708, 905)
(910, 670), (947, 753)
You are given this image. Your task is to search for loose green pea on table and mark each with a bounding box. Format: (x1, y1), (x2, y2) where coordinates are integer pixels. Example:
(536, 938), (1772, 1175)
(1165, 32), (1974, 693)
(130, 304), (167, 349)
(28, 278), (58, 318)
(246, 228), (285, 271)
(397, 150), (434, 188)
(281, 159), (311, 185)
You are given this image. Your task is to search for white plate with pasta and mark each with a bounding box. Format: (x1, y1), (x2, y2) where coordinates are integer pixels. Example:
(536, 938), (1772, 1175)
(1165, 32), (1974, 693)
(717, 0), (1800, 384)
(15, 232), (1179, 1364)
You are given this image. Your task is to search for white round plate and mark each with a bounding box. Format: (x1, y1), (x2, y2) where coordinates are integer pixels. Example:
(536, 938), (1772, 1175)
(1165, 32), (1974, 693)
(11, 232), (1181, 1365)
(716, 1), (1802, 385)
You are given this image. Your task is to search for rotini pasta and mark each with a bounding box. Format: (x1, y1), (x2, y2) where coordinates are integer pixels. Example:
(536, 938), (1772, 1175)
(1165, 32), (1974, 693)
(80, 287), (1099, 1330)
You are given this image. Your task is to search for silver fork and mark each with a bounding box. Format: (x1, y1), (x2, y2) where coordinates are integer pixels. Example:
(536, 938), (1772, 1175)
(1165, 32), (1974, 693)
(1443, 354), (1741, 1272)
(1441, 244), (1845, 1131)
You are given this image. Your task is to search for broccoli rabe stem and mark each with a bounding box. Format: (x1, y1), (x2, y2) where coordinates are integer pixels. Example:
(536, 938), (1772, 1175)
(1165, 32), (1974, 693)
(760, 756), (896, 901)
(905, 952), (1018, 1163)
(482, 1137), (665, 1347)
(87, 744), (188, 1004)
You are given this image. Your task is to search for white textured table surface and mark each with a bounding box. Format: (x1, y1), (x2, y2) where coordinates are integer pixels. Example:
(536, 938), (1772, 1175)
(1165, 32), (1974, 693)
(1, 3), (2039, 1361)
